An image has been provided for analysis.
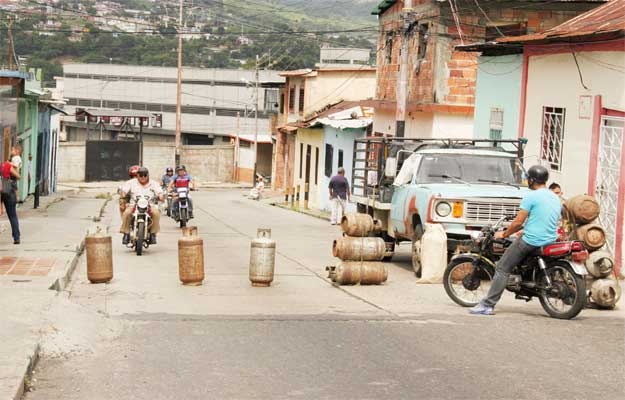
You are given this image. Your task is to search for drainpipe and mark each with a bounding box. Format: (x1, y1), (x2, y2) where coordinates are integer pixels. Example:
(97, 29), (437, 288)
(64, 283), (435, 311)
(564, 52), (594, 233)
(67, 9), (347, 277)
(395, 0), (414, 138)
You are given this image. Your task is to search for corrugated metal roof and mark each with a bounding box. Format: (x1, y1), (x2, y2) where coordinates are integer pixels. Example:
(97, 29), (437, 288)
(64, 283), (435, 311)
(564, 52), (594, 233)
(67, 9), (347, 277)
(498, 0), (625, 43)
(77, 109), (152, 118)
(279, 69), (313, 77)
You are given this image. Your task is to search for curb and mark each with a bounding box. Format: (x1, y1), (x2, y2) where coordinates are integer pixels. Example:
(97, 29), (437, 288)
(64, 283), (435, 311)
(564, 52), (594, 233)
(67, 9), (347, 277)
(269, 202), (332, 222)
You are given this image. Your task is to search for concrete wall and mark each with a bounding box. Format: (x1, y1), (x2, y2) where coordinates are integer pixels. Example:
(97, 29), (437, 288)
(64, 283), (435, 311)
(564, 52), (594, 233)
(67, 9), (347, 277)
(58, 142), (86, 182)
(523, 50), (625, 195)
(304, 70), (376, 118)
(143, 142), (175, 180)
(181, 145), (234, 183)
(473, 54), (523, 139)
(372, 108), (470, 139)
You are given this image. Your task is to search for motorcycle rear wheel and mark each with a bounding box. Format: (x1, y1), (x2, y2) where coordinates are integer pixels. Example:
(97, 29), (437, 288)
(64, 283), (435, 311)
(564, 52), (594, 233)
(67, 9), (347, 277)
(136, 221), (145, 256)
(538, 261), (586, 320)
(444, 259), (494, 307)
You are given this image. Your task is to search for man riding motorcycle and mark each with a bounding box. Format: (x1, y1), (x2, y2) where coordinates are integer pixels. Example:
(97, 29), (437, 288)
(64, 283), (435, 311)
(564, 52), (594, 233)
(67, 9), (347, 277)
(119, 167), (164, 245)
(168, 165), (195, 219)
(118, 165), (140, 216)
(470, 165), (562, 316)
(161, 167), (174, 191)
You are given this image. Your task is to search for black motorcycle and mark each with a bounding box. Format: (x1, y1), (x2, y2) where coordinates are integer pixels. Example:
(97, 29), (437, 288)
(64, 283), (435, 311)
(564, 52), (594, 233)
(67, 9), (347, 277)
(172, 186), (192, 228)
(443, 216), (589, 319)
(127, 195), (153, 256)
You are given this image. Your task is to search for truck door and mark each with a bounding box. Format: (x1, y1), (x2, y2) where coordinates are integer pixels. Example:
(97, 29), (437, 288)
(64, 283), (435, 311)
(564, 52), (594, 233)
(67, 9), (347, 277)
(390, 155), (420, 238)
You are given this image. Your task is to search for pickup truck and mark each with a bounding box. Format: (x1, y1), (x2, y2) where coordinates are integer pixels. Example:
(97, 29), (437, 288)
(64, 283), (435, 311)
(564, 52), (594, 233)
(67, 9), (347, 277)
(350, 137), (529, 274)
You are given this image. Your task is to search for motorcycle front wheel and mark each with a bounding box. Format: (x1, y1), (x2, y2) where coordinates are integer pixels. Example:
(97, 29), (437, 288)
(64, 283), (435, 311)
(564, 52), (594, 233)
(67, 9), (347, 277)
(538, 261), (586, 320)
(179, 208), (187, 228)
(136, 221), (145, 256)
(443, 258), (494, 307)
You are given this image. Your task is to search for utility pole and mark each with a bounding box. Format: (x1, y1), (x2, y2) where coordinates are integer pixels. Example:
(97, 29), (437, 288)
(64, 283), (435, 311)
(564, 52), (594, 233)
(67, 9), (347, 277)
(252, 54), (259, 185)
(395, 0), (414, 138)
(234, 111), (240, 182)
(175, 0), (183, 167)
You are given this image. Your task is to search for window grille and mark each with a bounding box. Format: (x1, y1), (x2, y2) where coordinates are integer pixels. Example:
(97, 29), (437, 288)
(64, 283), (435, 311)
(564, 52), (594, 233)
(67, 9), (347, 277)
(288, 87), (295, 112)
(325, 144), (333, 177)
(489, 108), (503, 140)
(540, 106), (566, 171)
(298, 87), (305, 113)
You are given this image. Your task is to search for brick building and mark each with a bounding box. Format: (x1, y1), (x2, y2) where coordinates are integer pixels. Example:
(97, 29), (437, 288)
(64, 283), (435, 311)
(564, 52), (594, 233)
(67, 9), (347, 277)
(368, 0), (605, 138)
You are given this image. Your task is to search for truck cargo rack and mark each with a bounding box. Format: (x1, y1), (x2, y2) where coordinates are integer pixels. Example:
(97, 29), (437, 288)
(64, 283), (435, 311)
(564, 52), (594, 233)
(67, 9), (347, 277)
(351, 137), (527, 204)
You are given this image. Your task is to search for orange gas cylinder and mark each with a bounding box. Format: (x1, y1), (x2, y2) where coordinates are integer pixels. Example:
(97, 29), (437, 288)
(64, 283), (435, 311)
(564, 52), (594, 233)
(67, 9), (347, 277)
(178, 226), (205, 286)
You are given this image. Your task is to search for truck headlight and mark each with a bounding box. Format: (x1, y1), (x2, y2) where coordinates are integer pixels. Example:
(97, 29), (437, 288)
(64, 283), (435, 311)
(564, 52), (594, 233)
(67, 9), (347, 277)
(435, 201), (452, 217)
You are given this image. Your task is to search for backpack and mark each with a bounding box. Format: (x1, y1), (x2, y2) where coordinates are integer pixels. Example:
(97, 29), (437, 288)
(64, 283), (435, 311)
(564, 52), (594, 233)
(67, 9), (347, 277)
(1, 162), (14, 196)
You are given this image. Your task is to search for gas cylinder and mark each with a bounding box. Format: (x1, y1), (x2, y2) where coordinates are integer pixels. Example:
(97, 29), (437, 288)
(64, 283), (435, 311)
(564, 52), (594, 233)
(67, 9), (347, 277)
(178, 226), (205, 286)
(86, 230), (113, 283)
(359, 262), (388, 285)
(585, 250), (614, 278)
(590, 278), (622, 308)
(335, 261), (362, 285)
(249, 228), (276, 287)
(332, 237), (385, 261)
(417, 224), (448, 284)
(340, 213), (380, 237)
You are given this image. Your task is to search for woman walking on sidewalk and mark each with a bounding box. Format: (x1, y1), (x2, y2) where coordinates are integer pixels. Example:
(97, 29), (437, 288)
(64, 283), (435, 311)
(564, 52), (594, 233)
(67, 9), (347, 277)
(1, 160), (21, 244)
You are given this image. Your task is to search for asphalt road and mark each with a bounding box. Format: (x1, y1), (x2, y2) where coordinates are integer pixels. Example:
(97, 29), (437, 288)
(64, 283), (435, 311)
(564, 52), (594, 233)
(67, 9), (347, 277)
(25, 190), (625, 400)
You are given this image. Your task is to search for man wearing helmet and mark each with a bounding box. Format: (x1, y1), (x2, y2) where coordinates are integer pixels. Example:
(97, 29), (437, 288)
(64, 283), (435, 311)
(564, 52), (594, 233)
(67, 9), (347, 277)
(168, 165), (196, 219)
(119, 167), (164, 245)
(161, 167), (174, 191)
(118, 165), (140, 215)
(470, 165), (562, 316)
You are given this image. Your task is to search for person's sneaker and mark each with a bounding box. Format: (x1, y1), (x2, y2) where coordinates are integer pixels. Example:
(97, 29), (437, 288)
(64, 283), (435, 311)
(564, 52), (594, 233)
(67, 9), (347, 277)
(469, 303), (494, 315)
(13, 240), (20, 245)
(122, 234), (130, 245)
(150, 233), (157, 245)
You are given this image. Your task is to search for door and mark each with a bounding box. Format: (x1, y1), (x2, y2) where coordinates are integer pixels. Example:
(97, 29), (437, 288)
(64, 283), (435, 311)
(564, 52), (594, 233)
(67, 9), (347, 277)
(595, 116), (624, 270)
(304, 144), (311, 206)
(85, 140), (141, 182)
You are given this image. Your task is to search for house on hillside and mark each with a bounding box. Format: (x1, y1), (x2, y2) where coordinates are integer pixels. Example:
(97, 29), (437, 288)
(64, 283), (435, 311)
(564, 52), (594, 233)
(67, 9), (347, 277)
(273, 66), (376, 192)
(477, 0), (624, 273)
(367, 0), (606, 138)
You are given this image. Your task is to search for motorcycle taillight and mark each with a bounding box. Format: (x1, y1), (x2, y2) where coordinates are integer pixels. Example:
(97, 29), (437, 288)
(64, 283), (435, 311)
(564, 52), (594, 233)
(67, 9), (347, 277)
(572, 250), (589, 262)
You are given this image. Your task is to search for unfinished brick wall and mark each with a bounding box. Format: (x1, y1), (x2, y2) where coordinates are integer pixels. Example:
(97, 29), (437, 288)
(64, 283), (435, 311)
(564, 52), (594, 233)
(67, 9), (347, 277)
(374, 0), (605, 108)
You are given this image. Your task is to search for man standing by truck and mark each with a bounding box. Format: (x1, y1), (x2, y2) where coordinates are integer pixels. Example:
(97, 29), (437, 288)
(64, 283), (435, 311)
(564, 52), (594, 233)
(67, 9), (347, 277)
(328, 167), (350, 225)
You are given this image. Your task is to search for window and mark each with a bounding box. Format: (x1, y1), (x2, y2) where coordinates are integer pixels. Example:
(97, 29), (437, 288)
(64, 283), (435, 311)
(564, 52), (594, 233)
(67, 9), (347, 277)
(489, 108), (503, 140)
(298, 87), (305, 113)
(151, 113), (162, 128)
(338, 149), (344, 168)
(325, 144), (333, 177)
(541, 106), (566, 171)
(264, 89), (279, 113)
(299, 143), (303, 178)
(288, 87), (295, 112)
(314, 147), (319, 185)
(385, 33), (394, 64)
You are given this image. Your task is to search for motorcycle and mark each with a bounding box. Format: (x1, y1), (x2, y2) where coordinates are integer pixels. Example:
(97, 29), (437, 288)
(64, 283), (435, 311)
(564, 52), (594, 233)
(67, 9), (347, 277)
(173, 186), (191, 228)
(127, 195), (153, 256)
(443, 216), (589, 319)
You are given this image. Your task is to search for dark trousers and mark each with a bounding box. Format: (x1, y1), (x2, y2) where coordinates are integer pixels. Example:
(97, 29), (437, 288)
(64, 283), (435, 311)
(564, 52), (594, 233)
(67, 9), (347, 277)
(1, 192), (20, 241)
(482, 238), (539, 307)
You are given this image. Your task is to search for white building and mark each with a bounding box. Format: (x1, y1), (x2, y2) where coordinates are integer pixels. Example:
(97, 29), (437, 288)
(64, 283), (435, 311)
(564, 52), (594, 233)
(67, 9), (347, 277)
(61, 64), (284, 179)
(316, 47), (372, 69)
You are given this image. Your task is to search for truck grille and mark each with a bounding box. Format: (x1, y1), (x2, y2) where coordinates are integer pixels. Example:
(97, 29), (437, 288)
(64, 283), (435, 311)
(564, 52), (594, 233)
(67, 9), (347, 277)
(465, 200), (521, 224)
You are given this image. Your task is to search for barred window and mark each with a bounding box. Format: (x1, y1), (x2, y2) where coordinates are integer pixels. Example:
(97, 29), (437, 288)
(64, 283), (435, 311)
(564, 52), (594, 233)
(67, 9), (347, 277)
(489, 107), (503, 140)
(541, 106), (566, 171)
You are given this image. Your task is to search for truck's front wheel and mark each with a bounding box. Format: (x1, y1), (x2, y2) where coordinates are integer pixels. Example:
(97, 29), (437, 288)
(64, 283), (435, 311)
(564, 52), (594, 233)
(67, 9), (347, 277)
(411, 225), (424, 277)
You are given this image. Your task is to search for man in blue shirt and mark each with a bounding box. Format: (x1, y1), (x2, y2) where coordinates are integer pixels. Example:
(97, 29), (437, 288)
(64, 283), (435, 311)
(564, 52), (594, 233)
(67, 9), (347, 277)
(470, 165), (562, 316)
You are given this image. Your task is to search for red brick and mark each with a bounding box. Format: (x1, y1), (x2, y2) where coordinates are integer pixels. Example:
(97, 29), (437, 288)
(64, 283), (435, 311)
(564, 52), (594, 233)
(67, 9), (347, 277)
(9, 269), (29, 275)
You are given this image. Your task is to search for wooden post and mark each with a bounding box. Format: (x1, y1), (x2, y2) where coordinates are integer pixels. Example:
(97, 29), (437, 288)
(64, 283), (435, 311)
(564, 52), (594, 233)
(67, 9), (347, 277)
(290, 187), (295, 208)
(284, 187), (290, 205)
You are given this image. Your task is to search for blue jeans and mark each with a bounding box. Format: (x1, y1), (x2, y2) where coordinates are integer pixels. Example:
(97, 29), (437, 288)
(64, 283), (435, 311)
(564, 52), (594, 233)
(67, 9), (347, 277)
(1, 192), (20, 241)
(481, 238), (539, 308)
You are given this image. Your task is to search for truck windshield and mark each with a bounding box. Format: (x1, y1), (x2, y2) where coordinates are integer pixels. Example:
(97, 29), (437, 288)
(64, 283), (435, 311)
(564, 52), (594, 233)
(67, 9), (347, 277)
(416, 154), (524, 185)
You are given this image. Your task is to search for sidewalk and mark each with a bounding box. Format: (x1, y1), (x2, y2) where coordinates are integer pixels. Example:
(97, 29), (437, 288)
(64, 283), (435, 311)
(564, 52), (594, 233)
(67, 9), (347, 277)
(261, 194), (332, 222)
(0, 185), (115, 400)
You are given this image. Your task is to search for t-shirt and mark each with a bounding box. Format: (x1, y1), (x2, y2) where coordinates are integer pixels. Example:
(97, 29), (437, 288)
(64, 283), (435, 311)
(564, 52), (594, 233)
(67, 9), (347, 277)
(162, 174), (174, 187)
(173, 175), (192, 188)
(329, 175), (350, 200)
(120, 179), (163, 203)
(11, 155), (21, 169)
(520, 188), (562, 247)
